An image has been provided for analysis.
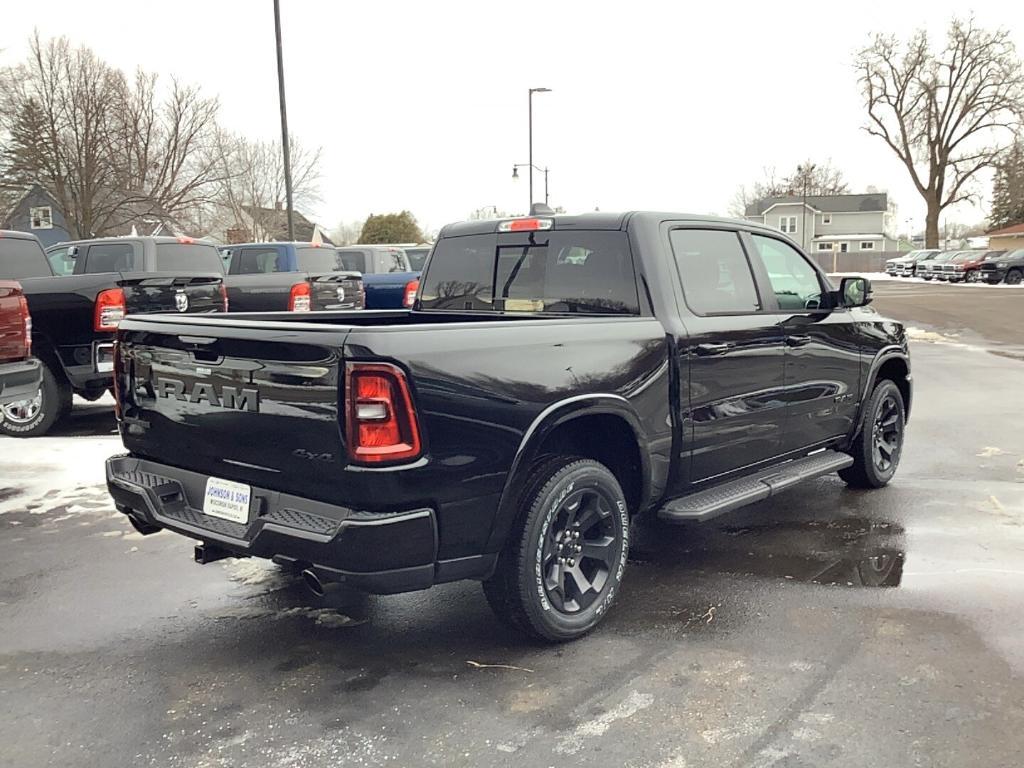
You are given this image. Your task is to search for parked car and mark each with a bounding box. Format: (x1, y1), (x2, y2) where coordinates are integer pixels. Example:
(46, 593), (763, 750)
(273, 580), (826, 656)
(2, 230), (225, 436)
(945, 250), (1005, 283)
(335, 245), (419, 309)
(105, 211), (911, 640)
(0, 280), (41, 409)
(377, 243), (433, 271)
(976, 249), (1024, 285)
(217, 242), (364, 312)
(885, 249), (939, 277)
(915, 250), (962, 280)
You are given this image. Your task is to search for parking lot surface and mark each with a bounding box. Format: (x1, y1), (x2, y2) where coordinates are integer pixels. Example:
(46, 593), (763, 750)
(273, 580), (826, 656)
(2, 280), (1023, 767)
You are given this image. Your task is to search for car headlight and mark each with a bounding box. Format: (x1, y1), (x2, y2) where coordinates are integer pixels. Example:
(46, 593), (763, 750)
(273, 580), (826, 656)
(997, 262), (1008, 268)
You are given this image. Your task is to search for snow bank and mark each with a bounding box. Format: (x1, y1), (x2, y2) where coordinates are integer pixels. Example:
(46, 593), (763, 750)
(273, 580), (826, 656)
(0, 433), (122, 514)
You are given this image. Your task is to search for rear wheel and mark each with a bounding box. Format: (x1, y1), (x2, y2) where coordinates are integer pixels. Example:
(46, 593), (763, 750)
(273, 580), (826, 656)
(1005, 268), (1023, 285)
(483, 456), (630, 642)
(840, 379), (905, 488)
(0, 359), (71, 437)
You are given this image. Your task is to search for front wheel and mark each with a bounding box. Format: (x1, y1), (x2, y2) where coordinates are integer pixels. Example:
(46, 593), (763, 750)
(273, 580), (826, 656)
(840, 379), (906, 488)
(483, 456), (630, 642)
(1005, 269), (1023, 286)
(0, 359), (72, 437)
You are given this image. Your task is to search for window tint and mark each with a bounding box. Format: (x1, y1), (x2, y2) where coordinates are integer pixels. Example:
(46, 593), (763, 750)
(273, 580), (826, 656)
(84, 242), (137, 273)
(235, 247), (284, 274)
(0, 237), (53, 279)
(669, 229), (760, 314)
(374, 249), (411, 273)
(404, 247), (430, 271)
(46, 247), (75, 276)
(420, 230), (639, 314)
(295, 247), (339, 272)
(336, 249), (368, 273)
(751, 235), (825, 311)
(155, 243), (224, 272)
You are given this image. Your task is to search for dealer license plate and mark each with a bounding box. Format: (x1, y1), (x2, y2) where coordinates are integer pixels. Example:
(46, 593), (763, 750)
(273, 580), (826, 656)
(202, 477), (252, 524)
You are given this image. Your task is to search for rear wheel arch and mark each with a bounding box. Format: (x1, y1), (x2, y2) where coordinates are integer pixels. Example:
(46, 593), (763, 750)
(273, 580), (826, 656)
(485, 398), (650, 554)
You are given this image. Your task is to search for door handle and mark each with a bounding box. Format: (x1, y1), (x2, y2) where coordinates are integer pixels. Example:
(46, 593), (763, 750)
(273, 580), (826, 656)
(786, 335), (812, 347)
(694, 342), (734, 356)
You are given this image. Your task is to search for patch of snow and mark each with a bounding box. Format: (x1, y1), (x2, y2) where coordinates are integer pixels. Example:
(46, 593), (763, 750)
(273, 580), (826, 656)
(0, 435), (122, 515)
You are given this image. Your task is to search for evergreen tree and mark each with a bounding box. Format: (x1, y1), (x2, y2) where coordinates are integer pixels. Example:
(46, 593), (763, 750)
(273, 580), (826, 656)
(990, 139), (1024, 229)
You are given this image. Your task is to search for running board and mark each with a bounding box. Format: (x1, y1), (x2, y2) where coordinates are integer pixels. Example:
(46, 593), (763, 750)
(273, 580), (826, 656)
(657, 450), (854, 523)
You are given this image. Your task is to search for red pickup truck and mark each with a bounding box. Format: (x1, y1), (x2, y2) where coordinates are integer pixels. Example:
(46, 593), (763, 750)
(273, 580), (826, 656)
(0, 281), (41, 411)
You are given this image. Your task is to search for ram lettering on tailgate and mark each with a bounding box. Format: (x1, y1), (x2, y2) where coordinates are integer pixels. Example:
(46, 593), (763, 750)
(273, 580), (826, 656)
(155, 377), (259, 413)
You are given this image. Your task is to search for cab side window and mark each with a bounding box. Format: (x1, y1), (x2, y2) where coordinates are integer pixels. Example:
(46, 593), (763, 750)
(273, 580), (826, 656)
(751, 235), (826, 311)
(669, 229), (761, 314)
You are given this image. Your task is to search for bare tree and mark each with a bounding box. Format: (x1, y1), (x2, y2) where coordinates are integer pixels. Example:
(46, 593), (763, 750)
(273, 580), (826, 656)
(330, 219), (365, 245)
(208, 132), (321, 241)
(0, 33), (223, 237)
(857, 18), (1024, 247)
(729, 161), (849, 217)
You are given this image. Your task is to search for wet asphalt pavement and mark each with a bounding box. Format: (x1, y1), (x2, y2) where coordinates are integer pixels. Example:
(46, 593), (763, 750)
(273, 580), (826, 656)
(2, 282), (1024, 767)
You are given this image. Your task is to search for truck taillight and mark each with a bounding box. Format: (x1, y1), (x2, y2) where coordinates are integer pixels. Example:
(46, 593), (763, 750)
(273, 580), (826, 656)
(94, 288), (126, 332)
(403, 279), (419, 308)
(18, 293), (31, 355)
(345, 362), (421, 464)
(219, 283), (229, 312)
(289, 282), (311, 312)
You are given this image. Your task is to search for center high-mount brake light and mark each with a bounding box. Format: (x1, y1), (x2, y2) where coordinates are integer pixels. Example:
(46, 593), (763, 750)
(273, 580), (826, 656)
(289, 282), (312, 312)
(94, 288), (126, 331)
(403, 279), (419, 308)
(498, 218), (553, 232)
(177, 236), (194, 244)
(345, 362), (422, 464)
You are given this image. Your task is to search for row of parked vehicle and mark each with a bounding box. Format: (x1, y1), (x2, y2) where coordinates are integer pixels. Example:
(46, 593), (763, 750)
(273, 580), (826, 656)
(0, 229), (431, 436)
(885, 248), (1024, 284)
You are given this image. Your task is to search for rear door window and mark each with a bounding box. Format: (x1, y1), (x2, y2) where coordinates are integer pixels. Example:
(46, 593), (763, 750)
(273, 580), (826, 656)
(83, 242), (139, 273)
(669, 229), (761, 314)
(155, 243), (225, 273)
(235, 247), (284, 274)
(419, 230), (639, 314)
(0, 238), (53, 279)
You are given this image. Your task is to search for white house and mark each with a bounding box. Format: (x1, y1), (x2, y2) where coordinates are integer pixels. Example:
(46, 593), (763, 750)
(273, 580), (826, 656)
(744, 193), (899, 254)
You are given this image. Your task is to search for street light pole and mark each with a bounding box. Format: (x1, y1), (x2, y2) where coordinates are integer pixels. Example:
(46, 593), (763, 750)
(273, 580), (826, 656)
(273, 0), (295, 241)
(527, 87), (551, 210)
(512, 164), (550, 208)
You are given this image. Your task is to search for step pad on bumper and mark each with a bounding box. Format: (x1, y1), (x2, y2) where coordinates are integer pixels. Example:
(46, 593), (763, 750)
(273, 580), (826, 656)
(658, 450), (853, 523)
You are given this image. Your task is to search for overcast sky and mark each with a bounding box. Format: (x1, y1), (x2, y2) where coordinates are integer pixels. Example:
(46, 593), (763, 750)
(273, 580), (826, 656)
(4, 0), (1023, 236)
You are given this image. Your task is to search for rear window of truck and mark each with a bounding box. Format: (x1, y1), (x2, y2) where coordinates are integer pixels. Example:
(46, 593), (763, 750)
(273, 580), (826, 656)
(155, 243), (225, 273)
(0, 238), (53, 279)
(419, 230), (639, 314)
(295, 247), (340, 272)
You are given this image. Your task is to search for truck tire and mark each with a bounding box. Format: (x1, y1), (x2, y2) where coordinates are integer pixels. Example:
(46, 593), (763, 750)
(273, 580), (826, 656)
(482, 456), (630, 642)
(840, 379), (905, 489)
(1005, 268), (1022, 285)
(0, 358), (72, 437)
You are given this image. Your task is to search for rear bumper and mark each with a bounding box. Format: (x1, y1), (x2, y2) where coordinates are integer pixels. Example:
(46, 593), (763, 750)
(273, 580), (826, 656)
(106, 455), (442, 594)
(0, 357), (41, 405)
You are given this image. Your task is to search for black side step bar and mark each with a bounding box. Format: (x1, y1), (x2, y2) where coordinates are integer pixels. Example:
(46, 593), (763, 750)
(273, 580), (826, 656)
(658, 450), (854, 523)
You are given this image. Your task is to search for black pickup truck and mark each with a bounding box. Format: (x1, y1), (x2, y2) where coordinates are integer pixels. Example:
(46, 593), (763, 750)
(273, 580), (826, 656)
(1, 230), (224, 436)
(50, 237), (364, 314)
(105, 212), (911, 640)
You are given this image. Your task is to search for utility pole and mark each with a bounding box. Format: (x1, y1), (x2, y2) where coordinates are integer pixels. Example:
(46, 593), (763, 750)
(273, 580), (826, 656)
(273, 0), (295, 241)
(797, 163), (815, 251)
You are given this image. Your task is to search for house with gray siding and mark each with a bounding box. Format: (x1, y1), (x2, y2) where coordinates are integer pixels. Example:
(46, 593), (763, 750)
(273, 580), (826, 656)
(0, 184), (72, 248)
(744, 193), (898, 254)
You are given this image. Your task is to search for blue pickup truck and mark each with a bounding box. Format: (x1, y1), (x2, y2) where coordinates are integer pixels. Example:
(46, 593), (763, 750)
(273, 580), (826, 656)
(335, 245), (420, 309)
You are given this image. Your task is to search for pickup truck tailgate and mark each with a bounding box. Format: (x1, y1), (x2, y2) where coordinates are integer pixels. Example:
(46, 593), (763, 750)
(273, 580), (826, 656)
(119, 273), (224, 315)
(117, 318), (349, 498)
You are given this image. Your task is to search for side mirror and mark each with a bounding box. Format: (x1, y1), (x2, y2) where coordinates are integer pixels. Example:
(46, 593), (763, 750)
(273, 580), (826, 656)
(840, 276), (872, 307)
(67, 246), (78, 259)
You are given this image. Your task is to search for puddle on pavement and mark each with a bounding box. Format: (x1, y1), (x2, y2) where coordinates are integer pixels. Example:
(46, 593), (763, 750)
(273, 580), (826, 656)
(629, 514), (906, 589)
